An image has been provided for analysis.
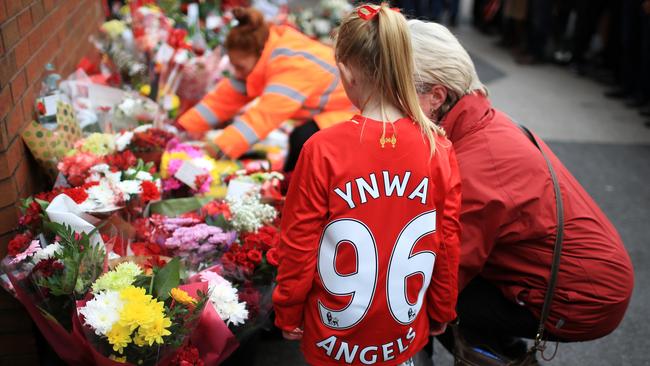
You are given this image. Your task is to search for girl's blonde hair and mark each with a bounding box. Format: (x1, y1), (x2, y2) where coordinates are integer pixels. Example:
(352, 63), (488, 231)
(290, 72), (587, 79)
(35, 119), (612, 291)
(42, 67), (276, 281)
(334, 3), (445, 154)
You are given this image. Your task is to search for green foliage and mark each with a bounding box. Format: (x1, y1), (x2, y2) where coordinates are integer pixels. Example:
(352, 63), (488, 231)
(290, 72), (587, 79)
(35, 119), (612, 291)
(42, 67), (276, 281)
(36, 222), (105, 297)
(152, 258), (180, 301)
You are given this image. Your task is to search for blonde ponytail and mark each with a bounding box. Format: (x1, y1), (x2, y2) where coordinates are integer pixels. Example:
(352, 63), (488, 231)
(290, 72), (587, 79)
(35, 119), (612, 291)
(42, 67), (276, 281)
(335, 3), (445, 154)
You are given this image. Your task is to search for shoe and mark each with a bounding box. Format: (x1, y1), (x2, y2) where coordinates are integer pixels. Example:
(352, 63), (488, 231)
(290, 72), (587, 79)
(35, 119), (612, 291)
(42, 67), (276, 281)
(604, 88), (630, 99)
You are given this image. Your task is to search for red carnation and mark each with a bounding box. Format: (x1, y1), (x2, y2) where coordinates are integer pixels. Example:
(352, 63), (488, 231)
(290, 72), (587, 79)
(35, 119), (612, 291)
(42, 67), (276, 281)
(32, 258), (64, 278)
(171, 343), (204, 366)
(104, 150), (137, 171)
(7, 233), (32, 257)
(243, 261), (255, 274)
(140, 180), (161, 202)
(62, 186), (89, 204)
(235, 252), (249, 265)
(19, 201), (43, 228)
(266, 248), (280, 267)
(246, 249), (262, 264)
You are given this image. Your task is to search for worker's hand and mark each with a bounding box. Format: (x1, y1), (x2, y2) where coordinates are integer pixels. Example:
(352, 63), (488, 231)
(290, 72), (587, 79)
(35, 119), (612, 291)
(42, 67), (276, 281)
(282, 327), (304, 340)
(204, 130), (225, 159)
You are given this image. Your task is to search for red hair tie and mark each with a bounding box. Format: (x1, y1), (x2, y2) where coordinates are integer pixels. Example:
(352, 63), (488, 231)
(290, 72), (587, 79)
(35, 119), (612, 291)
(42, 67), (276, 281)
(357, 5), (400, 21)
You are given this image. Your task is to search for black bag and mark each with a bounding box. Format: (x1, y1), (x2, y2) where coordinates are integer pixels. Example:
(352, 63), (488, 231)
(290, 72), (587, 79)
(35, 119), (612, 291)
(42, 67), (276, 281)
(452, 126), (563, 366)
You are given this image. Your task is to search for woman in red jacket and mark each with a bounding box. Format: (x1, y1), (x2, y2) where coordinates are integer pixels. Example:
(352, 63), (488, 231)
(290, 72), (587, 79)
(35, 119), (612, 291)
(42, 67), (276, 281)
(409, 20), (634, 359)
(272, 5), (462, 365)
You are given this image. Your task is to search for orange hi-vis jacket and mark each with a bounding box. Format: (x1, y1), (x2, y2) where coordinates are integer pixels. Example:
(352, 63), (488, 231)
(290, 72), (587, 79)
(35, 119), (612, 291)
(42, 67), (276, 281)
(178, 25), (356, 158)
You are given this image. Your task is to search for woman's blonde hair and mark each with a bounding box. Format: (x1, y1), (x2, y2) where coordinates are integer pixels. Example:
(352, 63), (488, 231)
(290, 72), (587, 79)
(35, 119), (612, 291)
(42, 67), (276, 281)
(408, 20), (488, 119)
(334, 3), (445, 154)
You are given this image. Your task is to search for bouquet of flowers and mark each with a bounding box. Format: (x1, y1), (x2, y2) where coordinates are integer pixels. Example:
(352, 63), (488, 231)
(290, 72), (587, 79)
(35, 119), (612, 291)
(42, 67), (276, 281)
(114, 124), (175, 165)
(77, 258), (210, 365)
(159, 139), (239, 198)
(0, 223), (106, 364)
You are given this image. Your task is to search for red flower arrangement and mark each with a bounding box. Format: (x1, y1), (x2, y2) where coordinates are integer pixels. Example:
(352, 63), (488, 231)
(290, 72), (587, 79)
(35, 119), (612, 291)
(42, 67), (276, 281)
(131, 128), (174, 152)
(104, 150), (138, 171)
(7, 233), (33, 257)
(140, 180), (161, 202)
(201, 201), (231, 220)
(171, 343), (204, 366)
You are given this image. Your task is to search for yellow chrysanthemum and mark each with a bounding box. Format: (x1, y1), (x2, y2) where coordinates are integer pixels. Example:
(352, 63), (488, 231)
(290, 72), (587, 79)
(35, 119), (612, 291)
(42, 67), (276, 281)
(170, 288), (195, 306)
(119, 300), (157, 332)
(109, 355), (127, 363)
(133, 332), (148, 347)
(137, 313), (172, 346)
(107, 323), (132, 354)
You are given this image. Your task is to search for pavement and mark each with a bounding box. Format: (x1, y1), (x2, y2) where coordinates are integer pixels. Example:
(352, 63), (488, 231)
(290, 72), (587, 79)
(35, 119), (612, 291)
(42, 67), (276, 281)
(250, 10), (650, 366)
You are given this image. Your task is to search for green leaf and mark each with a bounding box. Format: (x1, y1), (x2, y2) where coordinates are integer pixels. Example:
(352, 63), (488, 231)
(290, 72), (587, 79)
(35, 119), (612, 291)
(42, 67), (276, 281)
(148, 197), (213, 216)
(206, 214), (232, 230)
(153, 258), (180, 300)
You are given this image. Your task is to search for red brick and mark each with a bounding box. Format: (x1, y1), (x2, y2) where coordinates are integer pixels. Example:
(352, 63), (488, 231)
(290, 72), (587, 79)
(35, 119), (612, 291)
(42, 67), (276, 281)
(29, 1), (44, 25)
(21, 87), (34, 123)
(6, 104), (25, 141)
(0, 203), (20, 235)
(14, 38), (30, 69)
(16, 9), (33, 36)
(5, 1), (23, 18)
(0, 118), (8, 152)
(0, 2), (7, 23)
(1, 18), (20, 50)
(0, 137), (25, 180)
(13, 155), (32, 196)
(43, 0), (56, 12)
(0, 52), (18, 90)
(25, 49), (45, 87)
(0, 88), (11, 120)
(10, 71), (27, 104)
(0, 177), (18, 208)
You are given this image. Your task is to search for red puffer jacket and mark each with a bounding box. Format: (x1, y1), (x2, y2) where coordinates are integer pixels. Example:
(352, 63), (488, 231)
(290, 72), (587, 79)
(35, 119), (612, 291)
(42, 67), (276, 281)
(443, 93), (634, 341)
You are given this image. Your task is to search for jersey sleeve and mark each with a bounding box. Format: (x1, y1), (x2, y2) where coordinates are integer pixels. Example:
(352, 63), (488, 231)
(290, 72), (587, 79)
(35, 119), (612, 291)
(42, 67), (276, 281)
(272, 140), (329, 331)
(426, 148), (462, 324)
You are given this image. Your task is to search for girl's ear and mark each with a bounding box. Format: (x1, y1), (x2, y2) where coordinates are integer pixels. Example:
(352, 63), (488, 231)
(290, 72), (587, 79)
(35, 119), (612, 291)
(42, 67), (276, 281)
(337, 61), (355, 87)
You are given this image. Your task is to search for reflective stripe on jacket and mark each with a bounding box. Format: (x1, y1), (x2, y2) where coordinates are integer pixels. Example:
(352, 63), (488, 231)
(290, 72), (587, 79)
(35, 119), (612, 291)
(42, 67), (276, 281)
(178, 25), (355, 158)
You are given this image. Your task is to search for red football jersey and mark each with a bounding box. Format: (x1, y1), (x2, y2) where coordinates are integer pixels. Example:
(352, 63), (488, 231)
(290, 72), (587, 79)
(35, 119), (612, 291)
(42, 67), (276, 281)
(273, 115), (461, 366)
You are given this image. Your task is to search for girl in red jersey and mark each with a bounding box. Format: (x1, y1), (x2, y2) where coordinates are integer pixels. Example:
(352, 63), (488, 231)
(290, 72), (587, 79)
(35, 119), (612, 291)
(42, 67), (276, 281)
(272, 4), (462, 365)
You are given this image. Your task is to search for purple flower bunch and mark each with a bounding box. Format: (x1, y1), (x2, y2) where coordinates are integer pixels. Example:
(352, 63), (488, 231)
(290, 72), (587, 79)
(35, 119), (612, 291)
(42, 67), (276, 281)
(164, 223), (237, 268)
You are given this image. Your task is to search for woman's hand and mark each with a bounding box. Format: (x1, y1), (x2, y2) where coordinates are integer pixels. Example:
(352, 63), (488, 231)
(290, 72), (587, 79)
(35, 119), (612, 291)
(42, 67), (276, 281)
(282, 327), (304, 340)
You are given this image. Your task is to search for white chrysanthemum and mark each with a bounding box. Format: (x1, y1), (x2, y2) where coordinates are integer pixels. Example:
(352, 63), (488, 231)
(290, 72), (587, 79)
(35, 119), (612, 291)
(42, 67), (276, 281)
(32, 243), (62, 263)
(117, 180), (142, 197)
(135, 171), (153, 181)
(133, 124), (153, 133)
(115, 131), (134, 151)
(227, 193), (277, 233)
(90, 164), (111, 174)
(83, 180), (118, 209)
(219, 301), (248, 326)
(78, 290), (123, 335)
(207, 279), (249, 326)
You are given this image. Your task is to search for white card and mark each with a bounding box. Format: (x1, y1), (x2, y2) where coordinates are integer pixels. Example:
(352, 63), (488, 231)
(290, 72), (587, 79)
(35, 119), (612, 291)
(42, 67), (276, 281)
(226, 180), (260, 200)
(155, 43), (175, 64)
(174, 160), (206, 190)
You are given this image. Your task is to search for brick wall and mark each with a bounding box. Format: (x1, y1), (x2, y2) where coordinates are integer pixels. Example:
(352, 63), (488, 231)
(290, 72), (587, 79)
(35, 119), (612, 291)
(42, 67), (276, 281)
(0, 0), (104, 363)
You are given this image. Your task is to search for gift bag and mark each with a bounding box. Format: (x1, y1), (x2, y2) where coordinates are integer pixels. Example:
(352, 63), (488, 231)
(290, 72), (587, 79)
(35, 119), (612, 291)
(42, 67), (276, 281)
(21, 102), (82, 178)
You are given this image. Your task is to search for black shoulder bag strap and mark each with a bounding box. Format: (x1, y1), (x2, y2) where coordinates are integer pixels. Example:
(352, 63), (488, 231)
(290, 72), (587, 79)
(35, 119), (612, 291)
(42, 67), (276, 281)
(518, 125), (564, 358)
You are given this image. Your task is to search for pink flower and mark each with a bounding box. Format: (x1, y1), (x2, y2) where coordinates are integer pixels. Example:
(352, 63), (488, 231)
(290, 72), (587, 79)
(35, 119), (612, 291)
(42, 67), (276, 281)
(10, 240), (41, 264)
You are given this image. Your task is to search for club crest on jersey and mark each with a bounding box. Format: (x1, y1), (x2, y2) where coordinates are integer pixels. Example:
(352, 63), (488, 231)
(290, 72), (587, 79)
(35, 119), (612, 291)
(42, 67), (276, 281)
(334, 171), (429, 209)
(326, 312), (340, 327)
